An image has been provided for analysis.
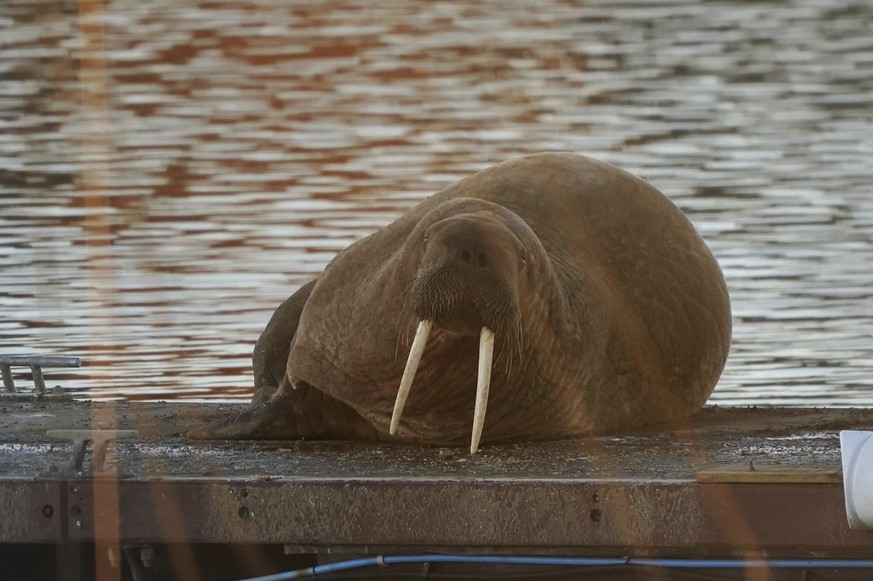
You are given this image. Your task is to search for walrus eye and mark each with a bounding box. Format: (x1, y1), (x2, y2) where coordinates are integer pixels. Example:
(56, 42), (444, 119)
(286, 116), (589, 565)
(422, 232), (430, 246)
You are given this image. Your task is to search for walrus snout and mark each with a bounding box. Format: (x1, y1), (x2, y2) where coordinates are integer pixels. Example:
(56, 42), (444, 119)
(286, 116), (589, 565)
(409, 214), (523, 336)
(441, 227), (496, 272)
(425, 214), (523, 274)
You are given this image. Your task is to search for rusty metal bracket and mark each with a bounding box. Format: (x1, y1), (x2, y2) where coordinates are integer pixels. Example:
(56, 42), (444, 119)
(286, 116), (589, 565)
(0, 355), (81, 395)
(46, 429), (139, 475)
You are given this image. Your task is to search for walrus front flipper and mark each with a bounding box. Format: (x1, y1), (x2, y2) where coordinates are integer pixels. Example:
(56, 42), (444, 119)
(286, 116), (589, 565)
(188, 384), (384, 441)
(251, 279), (317, 405)
(187, 393), (298, 440)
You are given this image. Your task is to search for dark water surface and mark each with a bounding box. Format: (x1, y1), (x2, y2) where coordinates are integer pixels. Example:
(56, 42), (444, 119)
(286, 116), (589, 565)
(2, 0), (872, 405)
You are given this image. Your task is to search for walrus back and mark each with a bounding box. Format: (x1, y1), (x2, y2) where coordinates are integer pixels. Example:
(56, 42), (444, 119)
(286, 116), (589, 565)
(437, 152), (732, 427)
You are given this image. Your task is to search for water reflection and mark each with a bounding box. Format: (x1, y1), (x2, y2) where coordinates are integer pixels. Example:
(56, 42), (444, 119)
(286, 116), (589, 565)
(1, 0), (872, 405)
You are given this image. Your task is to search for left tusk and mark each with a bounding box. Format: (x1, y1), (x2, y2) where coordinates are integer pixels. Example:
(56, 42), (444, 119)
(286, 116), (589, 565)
(470, 326), (495, 454)
(391, 319), (433, 435)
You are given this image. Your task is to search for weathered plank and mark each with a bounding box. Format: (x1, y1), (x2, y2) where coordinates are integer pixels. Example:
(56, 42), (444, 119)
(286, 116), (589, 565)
(697, 464), (843, 484)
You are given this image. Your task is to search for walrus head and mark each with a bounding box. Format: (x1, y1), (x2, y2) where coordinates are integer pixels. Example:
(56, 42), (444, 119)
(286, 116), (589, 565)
(390, 200), (529, 453)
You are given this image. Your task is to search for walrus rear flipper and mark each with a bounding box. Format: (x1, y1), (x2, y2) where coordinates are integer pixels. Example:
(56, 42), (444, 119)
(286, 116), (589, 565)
(251, 279), (317, 406)
(188, 383), (384, 441)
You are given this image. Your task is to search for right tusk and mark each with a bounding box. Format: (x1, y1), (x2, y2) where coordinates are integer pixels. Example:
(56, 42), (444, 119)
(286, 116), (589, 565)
(470, 326), (495, 454)
(390, 319), (433, 435)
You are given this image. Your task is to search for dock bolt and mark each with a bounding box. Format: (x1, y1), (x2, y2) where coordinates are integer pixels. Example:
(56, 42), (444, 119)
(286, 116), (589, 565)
(140, 546), (155, 568)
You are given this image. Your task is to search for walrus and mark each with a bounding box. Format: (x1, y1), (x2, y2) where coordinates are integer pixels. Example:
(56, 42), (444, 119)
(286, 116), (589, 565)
(191, 152), (732, 453)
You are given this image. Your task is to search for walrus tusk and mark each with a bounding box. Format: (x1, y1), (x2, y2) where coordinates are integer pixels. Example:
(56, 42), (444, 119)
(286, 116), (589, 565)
(390, 318), (433, 435)
(470, 326), (495, 454)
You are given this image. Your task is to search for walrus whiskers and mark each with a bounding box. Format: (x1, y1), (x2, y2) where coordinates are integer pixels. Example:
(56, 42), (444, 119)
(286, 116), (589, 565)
(390, 318), (432, 435)
(471, 326), (495, 454)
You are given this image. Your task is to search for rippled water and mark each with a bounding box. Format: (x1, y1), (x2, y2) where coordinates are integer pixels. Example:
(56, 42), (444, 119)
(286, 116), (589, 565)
(2, 0), (872, 405)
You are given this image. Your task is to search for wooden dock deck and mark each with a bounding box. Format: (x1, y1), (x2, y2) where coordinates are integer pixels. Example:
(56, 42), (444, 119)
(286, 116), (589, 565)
(2, 400), (873, 580)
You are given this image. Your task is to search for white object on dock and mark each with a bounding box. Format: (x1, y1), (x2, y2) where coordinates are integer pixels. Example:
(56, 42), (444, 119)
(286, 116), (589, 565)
(840, 430), (873, 530)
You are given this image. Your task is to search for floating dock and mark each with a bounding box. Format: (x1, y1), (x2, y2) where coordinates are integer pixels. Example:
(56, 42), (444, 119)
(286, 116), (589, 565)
(2, 400), (873, 580)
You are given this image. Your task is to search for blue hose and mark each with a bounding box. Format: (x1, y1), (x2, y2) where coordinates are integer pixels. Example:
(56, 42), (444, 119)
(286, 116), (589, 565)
(238, 554), (873, 581)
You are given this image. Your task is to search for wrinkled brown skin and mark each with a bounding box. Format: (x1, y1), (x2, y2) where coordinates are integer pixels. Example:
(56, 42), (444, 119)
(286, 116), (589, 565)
(189, 153), (732, 446)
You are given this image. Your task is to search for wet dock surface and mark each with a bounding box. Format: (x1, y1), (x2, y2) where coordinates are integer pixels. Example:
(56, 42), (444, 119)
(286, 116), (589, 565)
(3, 400), (872, 480)
(2, 0), (873, 406)
(2, 400), (873, 559)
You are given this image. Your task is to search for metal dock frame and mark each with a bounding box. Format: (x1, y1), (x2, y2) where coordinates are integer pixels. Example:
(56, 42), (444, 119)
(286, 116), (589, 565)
(0, 355), (81, 395)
